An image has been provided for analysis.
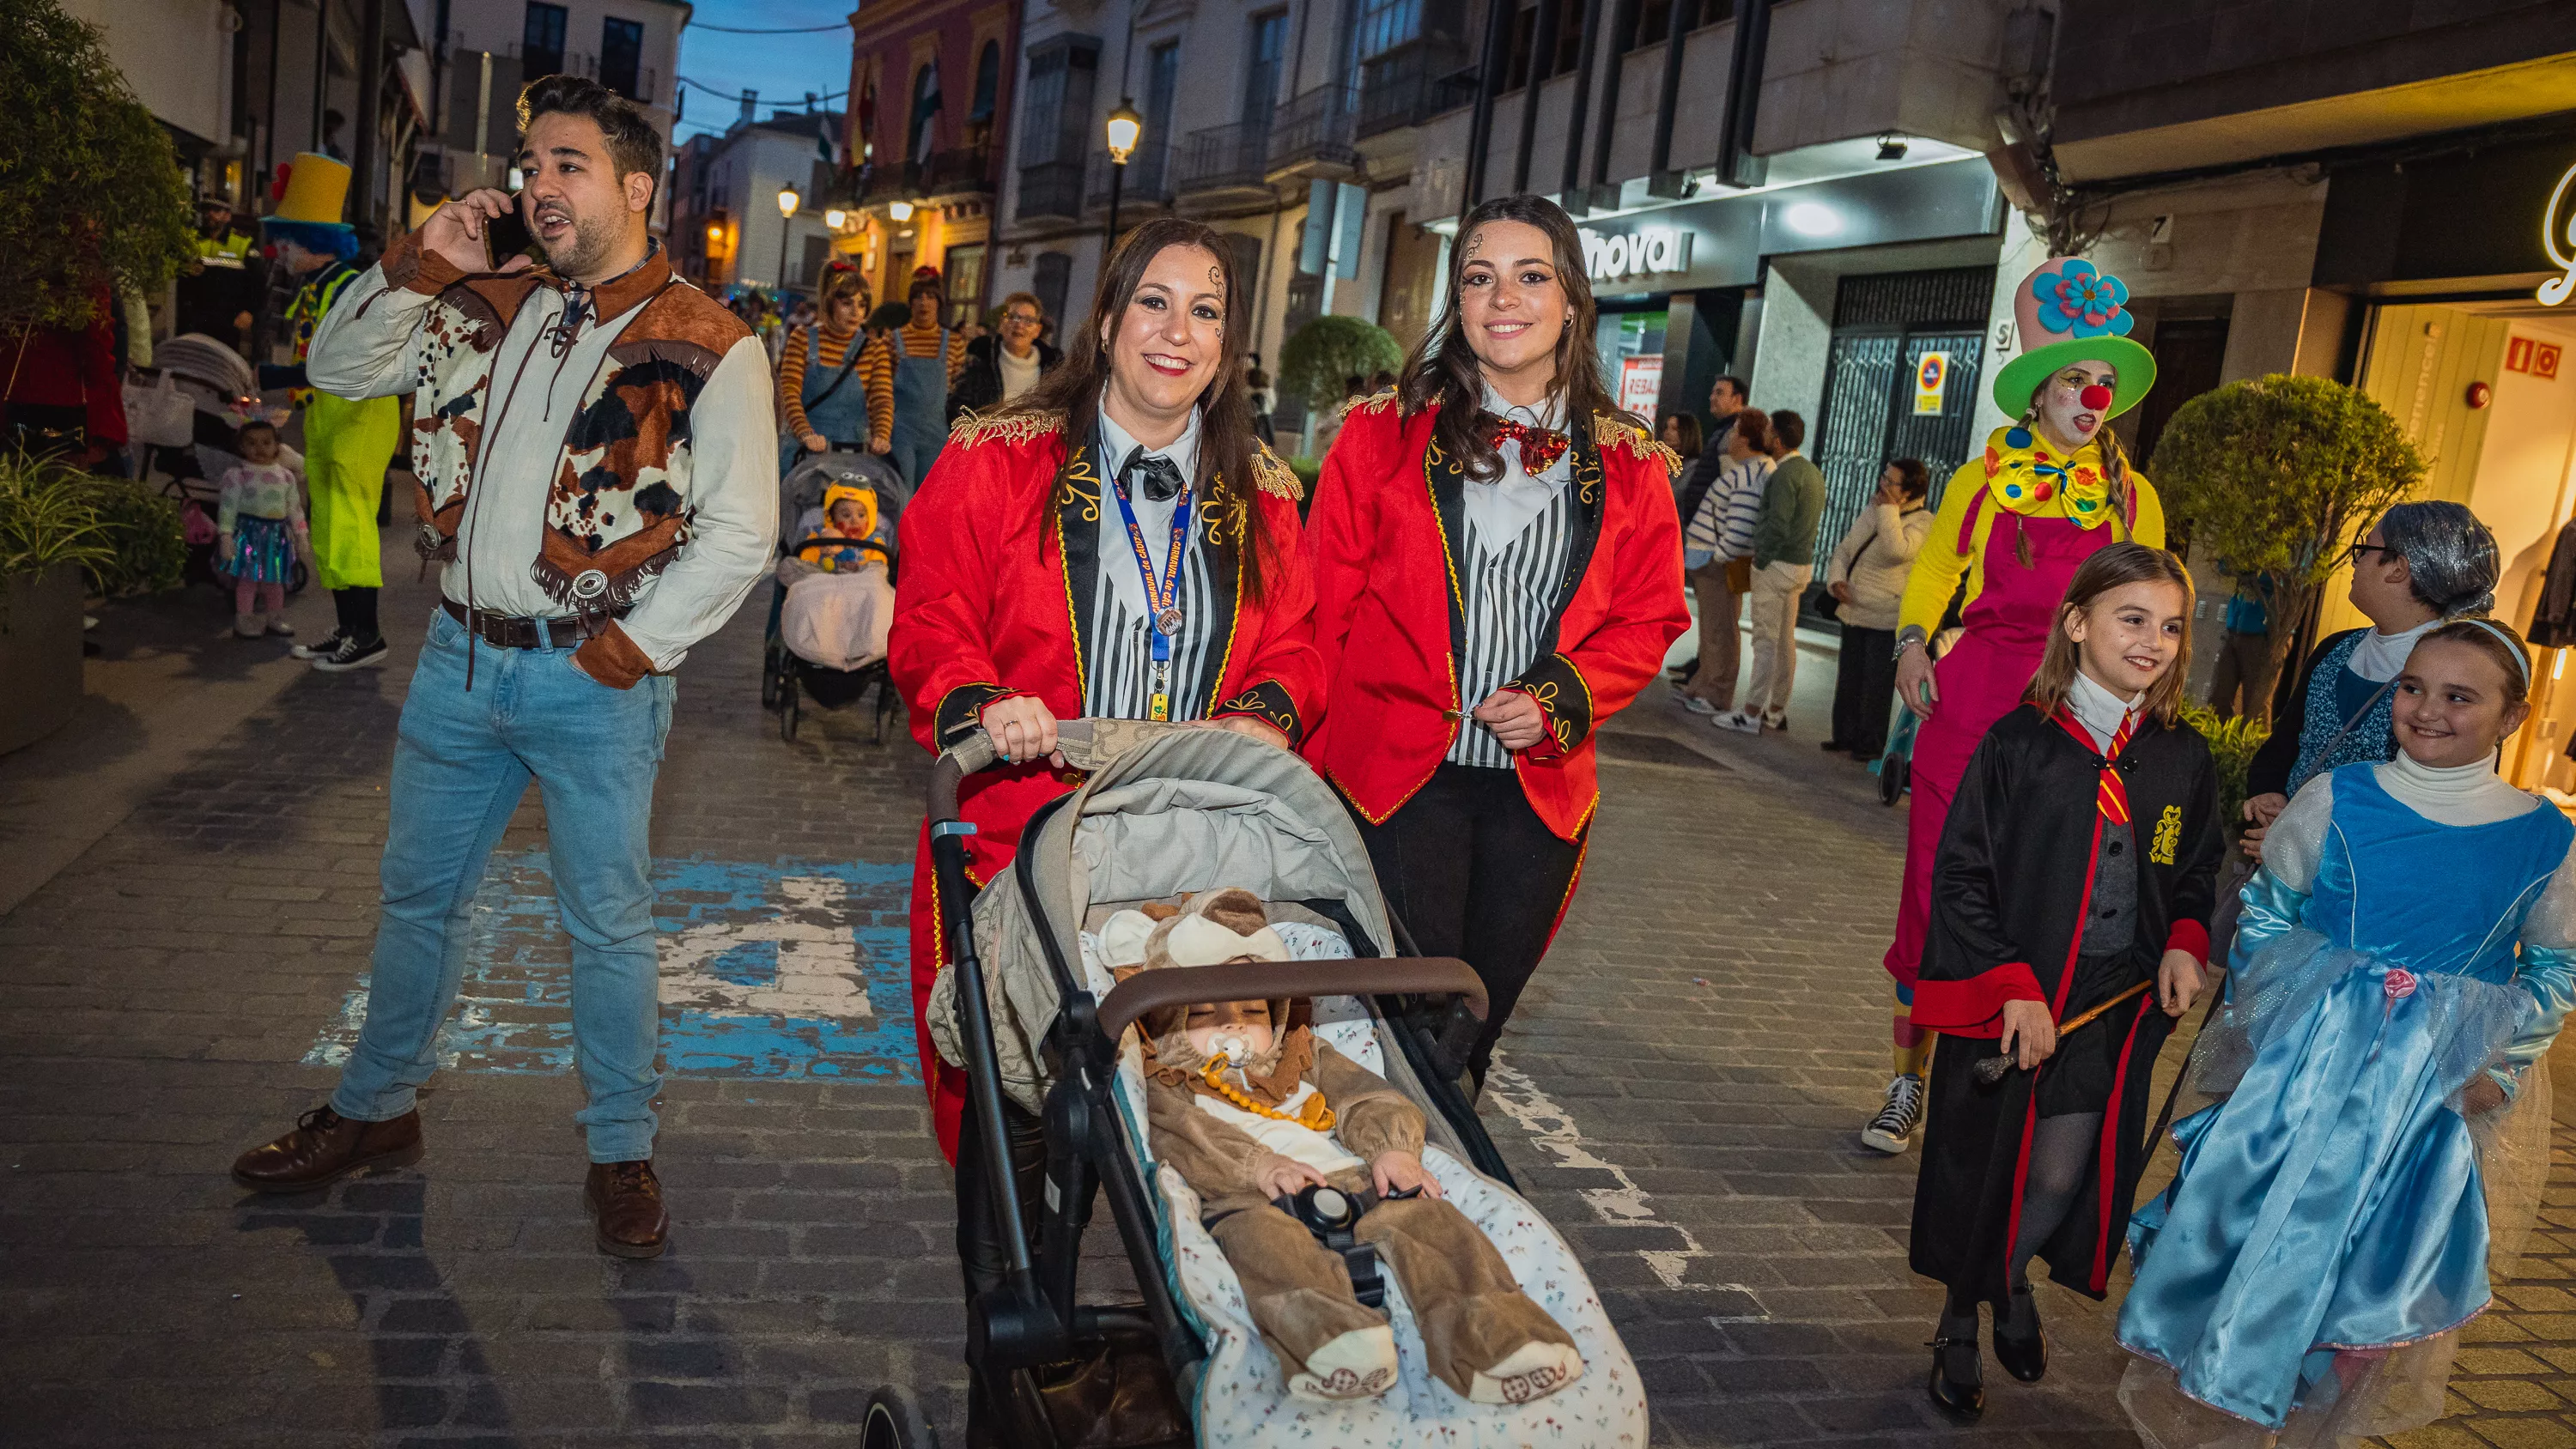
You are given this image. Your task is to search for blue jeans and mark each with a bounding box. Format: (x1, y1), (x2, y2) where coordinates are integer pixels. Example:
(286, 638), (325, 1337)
(890, 430), (945, 490)
(332, 609), (677, 1161)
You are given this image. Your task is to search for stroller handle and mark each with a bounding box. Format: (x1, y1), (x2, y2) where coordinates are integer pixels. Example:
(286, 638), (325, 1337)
(1094, 957), (1488, 1046)
(929, 718), (1192, 820)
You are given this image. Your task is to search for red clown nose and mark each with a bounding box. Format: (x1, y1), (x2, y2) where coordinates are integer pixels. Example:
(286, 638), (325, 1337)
(2079, 384), (2114, 412)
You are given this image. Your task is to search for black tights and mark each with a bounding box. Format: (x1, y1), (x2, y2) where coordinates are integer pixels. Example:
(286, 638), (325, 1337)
(1941, 1113), (2100, 1359)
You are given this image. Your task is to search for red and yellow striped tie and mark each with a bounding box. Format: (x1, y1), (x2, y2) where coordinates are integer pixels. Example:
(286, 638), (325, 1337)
(2056, 705), (2136, 824)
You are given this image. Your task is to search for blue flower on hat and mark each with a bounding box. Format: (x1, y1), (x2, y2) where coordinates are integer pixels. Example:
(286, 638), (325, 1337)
(2031, 259), (2135, 341)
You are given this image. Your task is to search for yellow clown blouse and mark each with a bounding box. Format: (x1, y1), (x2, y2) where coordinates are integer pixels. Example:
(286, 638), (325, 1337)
(1896, 425), (2165, 640)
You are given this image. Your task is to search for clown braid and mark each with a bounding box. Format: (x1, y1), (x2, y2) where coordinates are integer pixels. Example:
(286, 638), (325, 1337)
(2096, 423), (2133, 540)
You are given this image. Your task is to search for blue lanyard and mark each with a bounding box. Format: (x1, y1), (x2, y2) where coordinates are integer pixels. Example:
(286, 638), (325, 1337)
(1108, 458), (1193, 664)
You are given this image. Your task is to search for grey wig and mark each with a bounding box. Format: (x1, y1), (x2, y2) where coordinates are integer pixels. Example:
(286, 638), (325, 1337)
(2378, 500), (2499, 617)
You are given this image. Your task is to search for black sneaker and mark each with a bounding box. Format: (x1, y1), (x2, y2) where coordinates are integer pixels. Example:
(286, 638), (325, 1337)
(312, 634), (389, 671)
(289, 627), (344, 660)
(1862, 1072), (1925, 1154)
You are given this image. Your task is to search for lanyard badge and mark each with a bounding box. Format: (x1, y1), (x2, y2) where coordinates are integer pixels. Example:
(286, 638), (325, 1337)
(1109, 458), (1192, 722)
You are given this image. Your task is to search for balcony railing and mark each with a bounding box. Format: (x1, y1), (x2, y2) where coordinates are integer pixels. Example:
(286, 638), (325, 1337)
(1086, 148), (1174, 209)
(1356, 46), (1476, 137)
(1016, 160), (1085, 222)
(919, 147), (993, 197)
(1267, 82), (1360, 174)
(1174, 121), (1273, 195)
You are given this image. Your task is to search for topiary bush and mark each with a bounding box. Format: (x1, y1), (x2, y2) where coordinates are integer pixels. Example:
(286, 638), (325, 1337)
(2154, 375), (2424, 726)
(1279, 316), (1403, 413)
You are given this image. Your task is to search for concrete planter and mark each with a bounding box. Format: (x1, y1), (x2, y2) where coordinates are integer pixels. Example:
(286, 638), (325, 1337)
(0, 564), (83, 755)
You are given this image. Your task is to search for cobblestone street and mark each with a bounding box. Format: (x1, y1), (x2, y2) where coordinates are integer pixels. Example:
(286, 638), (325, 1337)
(2, 551), (2569, 1448)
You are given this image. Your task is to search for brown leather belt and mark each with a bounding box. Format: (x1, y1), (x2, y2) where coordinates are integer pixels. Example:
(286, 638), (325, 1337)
(441, 598), (624, 650)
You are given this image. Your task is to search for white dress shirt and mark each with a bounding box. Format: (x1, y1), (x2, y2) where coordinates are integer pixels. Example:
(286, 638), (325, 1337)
(2068, 668), (2142, 753)
(1466, 382), (1571, 547)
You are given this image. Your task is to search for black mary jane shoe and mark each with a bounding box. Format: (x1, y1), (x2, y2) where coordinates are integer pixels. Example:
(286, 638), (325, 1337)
(1993, 1294), (2049, 1383)
(1926, 1335), (1984, 1420)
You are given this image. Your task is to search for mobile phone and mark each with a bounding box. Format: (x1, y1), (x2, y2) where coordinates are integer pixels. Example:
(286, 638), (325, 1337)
(483, 199), (536, 268)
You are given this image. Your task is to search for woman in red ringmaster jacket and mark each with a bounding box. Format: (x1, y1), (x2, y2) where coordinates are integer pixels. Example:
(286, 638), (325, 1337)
(1304, 194), (1690, 1094)
(889, 219), (1320, 1288)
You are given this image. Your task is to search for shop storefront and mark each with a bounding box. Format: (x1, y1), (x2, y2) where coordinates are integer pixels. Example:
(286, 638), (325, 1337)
(2312, 128), (2576, 792)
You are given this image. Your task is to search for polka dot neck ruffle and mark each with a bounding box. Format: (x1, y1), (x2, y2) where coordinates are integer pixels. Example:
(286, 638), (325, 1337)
(1982, 424), (2117, 528)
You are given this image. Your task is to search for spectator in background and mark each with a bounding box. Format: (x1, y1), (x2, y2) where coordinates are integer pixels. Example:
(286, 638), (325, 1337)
(948, 291), (1060, 421)
(1660, 412), (1703, 465)
(1820, 458), (1933, 760)
(1669, 375), (1748, 687)
(2208, 570), (2272, 719)
(778, 265), (874, 468)
(1369, 368), (1395, 395)
(1311, 374), (1368, 461)
(1716, 409), (1823, 734)
(1678, 407), (1775, 716)
(175, 191), (269, 357)
(1245, 351), (1278, 447)
(861, 273), (969, 485)
(0, 285), (125, 464)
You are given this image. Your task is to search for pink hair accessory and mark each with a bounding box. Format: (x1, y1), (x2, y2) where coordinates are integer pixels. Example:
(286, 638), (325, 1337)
(2383, 968), (2416, 1002)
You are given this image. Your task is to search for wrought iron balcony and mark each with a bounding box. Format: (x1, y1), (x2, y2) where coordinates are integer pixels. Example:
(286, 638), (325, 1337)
(1355, 46), (1476, 138)
(1174, 121), (1273, 197)
(1016, 160), (1085, 223)
(1266, 82), (1360, 178)
(1086, 148), (1173, 209)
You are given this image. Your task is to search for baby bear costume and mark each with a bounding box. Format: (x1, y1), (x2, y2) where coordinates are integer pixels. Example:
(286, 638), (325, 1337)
(1100, 888), (1583, 1406)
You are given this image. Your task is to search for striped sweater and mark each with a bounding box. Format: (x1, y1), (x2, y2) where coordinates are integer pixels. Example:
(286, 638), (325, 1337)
(854, 321), (969, 447)
(776, 323), (878, 443)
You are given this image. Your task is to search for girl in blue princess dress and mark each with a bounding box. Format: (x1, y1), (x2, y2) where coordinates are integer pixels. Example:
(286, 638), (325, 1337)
(2118, 618), (2576, 1447)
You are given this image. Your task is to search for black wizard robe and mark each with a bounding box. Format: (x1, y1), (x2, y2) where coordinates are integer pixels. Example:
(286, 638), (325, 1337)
(1908, 704), (2224, 1306)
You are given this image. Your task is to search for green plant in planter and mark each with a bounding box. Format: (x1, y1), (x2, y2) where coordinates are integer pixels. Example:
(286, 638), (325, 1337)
(1279, 316), (1404, 414)
(0, 0), (197, 337)
(2154, 375), (2423, 727)
(0, 450), (115, 627)
(81, 477), (187, 597)
(2179, 701), (2269, 840)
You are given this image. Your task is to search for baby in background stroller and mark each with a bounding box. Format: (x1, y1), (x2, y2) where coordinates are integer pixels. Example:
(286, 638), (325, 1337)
(764, 452), (908, 741)
(1109, 888), (1583, 1408)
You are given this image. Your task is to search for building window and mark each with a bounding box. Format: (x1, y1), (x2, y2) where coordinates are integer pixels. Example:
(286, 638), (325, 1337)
(1353, 0), (1421, 61)
(522, 2), (568, 80)
(945, 242), (988, 327)
(1245, 11), (1286, 126)
(910, 60), (942, 165)
(970, 41), (1001, 124)
(1032, 252), (1072, 334)
(1142, 40), (1179, 191)
(599, 17), (644, 100)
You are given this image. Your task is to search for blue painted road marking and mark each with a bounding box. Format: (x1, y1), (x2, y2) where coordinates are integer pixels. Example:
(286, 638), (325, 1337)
(305, 852), (917, 1082)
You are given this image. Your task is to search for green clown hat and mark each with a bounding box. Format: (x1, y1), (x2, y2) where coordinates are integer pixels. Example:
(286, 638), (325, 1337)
(1995, 257), (2156, 419)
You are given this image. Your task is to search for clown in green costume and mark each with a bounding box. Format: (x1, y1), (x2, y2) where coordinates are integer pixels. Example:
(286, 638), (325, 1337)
(261, 154), (404, 670)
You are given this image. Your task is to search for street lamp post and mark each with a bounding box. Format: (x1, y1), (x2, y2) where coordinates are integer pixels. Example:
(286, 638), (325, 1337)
(1103, 100), (1142, 254)
(775, 185), (801, 291)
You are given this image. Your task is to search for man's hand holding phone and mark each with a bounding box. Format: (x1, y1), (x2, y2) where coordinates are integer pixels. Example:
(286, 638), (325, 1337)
(421, 190), (536, 276)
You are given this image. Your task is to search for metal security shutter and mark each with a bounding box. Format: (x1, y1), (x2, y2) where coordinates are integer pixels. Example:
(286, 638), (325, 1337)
(1811, 267), (1993, 569)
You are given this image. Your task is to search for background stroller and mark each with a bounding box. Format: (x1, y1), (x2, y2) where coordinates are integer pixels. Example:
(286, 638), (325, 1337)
(856, 721), (1643, 1448)
(763, 451), (908, 742)
(143, 332), (313, 599)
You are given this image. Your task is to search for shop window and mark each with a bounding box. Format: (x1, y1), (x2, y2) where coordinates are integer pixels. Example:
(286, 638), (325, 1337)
(522, 2), (567, 80)
(1595, 307), (1669, 418)
(1378, 213), (1443, 352)
(600, 17), (644, 100)
(945, 243), (988, 327)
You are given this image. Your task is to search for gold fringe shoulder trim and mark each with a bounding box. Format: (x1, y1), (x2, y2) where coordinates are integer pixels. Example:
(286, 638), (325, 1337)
(1592, 414), (1684, 478)
(1340, 385), (1400, 422)
(1249, 443), (1304, 502)
(948, 408), (1068, 447)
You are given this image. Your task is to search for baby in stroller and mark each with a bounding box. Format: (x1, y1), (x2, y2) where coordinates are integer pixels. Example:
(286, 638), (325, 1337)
(1106, 888), (1584, 1409)
(776, 482), (895, 672)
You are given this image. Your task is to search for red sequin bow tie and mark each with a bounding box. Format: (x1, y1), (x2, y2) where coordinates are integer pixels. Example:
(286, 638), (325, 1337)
(1485, 415), (1571, 474)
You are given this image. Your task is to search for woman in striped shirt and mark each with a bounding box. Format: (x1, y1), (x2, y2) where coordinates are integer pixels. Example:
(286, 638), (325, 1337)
(777, 265), (877, 462)
(1303, 195), (1691, 1094)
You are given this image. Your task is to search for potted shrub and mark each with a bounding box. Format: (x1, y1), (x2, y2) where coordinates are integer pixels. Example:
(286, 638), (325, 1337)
(1279, 315), (1405, 418)
(2153, 374), (2425, 725)
(0, 452), (114, 753)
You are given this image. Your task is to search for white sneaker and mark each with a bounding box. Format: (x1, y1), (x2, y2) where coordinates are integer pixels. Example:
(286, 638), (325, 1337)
(1862, 1073), (1926, 1154)
(1288, 1324), (1399, 1401)
(1680, 696), (1717, 716)
(1710, 709), (1763, 734)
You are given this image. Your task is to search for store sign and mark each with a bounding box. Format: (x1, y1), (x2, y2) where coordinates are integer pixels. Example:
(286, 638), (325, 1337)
(1581, 226), (1692, 284)
(2541, 161), (2576, 306)
(1914, 352), (1951, 415)
(1619, 355), (1664, 415)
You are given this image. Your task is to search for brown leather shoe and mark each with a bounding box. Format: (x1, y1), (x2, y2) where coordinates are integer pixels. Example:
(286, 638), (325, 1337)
(586, 1160), (669, 1258)
(231, 1105), (422, 1192)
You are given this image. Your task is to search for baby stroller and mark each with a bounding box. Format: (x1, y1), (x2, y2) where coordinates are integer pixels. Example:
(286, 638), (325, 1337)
(860, 721), (1644, 1448)
(146, 332), (312, 597)
(763, 451), (908, 742)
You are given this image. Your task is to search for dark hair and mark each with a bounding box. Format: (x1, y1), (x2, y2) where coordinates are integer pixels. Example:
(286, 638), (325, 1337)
(908, 276), (945, 303)
(2376, 500), (2500, 617)
(1662, 413), (1703, 459)
(867, 302), (910, 331)
(1888, 457), (1931, 502)
(1770, 409), (1806, 453)
(1712, 374), (1747, 404)
(2414, 617), (2534, 703)
(517, 76), (664, 199)
(235, 418), (278, 442)
(995, 216), (1276, 597)
(1344, 374), (1365, 395)
(1400, 194), (1631, 482)
(2026, 543), (2196, 725)
(1727, 407), (1774, 457)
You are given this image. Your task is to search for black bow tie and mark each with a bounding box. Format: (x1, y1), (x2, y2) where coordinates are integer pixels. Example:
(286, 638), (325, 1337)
(1123, 452), (1185, 503)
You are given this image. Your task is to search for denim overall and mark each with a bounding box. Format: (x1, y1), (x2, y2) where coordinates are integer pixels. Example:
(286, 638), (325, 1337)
(800, 326), (873, 451)
(889, 326), (950, 486)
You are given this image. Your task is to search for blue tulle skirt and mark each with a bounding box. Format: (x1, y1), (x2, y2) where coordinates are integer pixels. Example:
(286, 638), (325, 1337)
(2117, 928), (2523, 1431)
(227, 514), (295, 584)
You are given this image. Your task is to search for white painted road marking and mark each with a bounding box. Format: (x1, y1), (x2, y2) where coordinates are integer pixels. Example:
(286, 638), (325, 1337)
(659, 875), (876, 1021)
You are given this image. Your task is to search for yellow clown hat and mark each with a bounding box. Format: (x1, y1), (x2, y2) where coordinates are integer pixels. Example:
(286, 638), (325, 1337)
(271, 153), (352, 227)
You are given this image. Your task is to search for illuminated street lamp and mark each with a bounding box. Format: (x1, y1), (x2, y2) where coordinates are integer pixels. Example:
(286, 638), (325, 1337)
(825, 208), (847, 230)
(1103, 99), (1142, 248)
(775, 185), (801, 289)
(888, 198), (914, 222)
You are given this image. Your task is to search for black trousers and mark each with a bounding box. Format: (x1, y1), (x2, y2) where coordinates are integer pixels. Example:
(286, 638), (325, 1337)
(1831, 624), (1899, 759)
(954, 1095), (1051, 1305)
(1355, 762), (1584, 1090)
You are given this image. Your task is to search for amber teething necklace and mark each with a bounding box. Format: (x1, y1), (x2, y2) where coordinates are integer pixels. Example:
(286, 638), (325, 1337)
(1199, 1052), (1336, 1131)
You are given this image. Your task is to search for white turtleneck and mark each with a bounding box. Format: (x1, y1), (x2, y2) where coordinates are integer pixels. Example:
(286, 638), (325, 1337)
(2346, 618), (2443, 682)
(2372, 749), (2538, 828)
(2068, 668), (2142, 754)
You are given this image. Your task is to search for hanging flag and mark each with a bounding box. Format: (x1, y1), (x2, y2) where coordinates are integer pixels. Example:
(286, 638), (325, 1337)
(912, 61), (942, 166)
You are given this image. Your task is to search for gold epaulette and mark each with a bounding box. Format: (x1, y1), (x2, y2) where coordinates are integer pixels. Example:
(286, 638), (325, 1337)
(1592, 414), (1683, 478)
(947, 408), (1068, 446)
(1340, 385), (1399, 421)
(1250, 444), (1304, 502)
